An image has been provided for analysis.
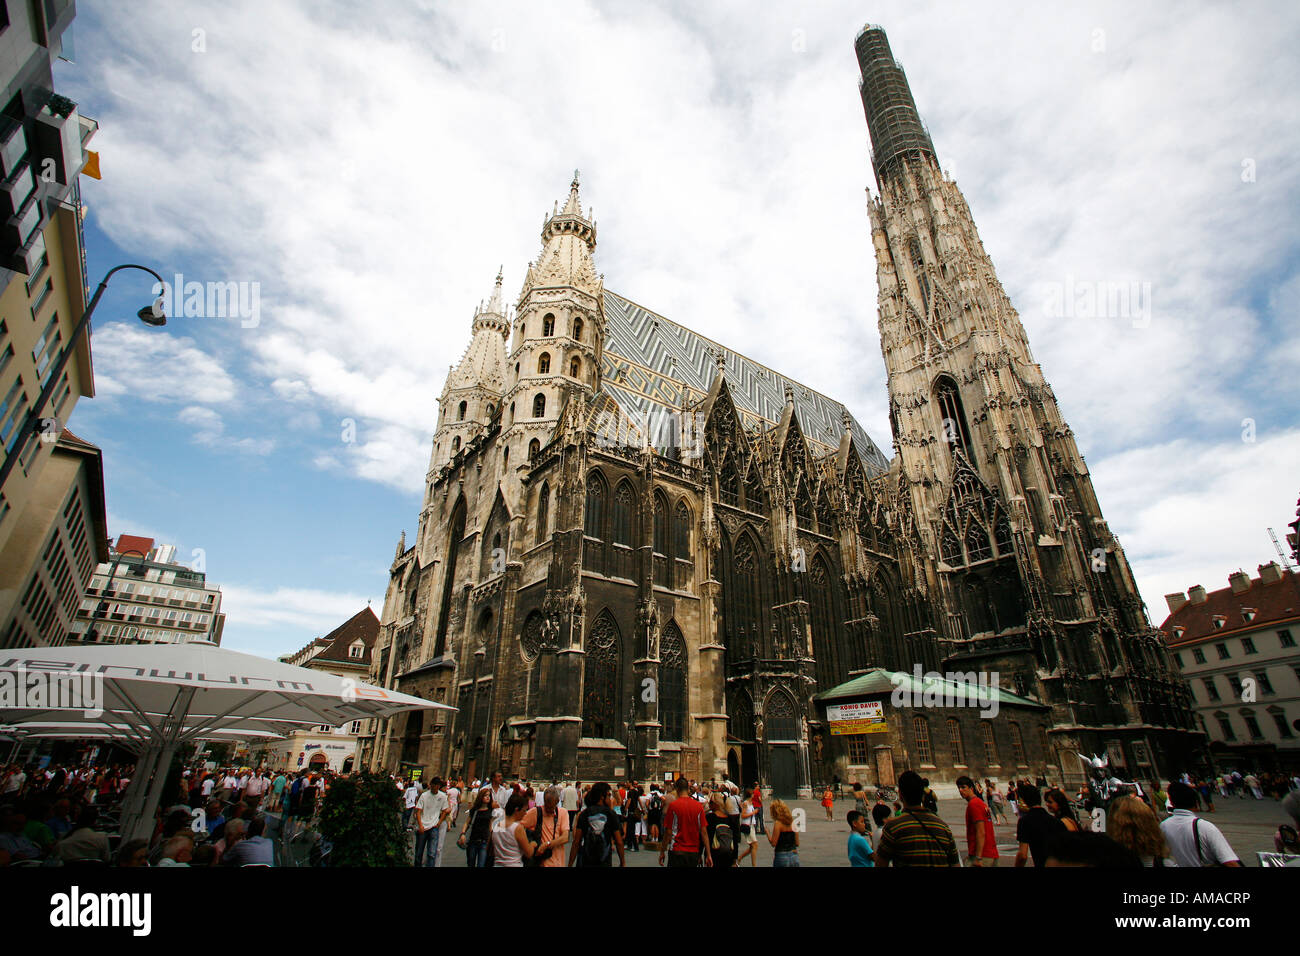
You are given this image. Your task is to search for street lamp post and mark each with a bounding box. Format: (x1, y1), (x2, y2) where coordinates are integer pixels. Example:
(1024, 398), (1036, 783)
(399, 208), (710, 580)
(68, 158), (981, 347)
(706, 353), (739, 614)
(0, 263), (167, 497)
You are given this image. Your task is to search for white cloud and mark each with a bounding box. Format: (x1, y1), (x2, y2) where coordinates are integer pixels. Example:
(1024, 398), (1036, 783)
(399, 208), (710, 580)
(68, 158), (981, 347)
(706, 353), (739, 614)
(217, 584), (373, 641)
(178, 404), (276, 455)
(1092, 429), (1300, 622)
(91, 323), (238, 405)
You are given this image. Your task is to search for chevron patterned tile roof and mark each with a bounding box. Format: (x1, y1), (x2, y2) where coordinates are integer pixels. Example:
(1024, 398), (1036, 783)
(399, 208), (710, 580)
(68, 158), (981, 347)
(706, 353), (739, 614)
(600, 291), (890, 473)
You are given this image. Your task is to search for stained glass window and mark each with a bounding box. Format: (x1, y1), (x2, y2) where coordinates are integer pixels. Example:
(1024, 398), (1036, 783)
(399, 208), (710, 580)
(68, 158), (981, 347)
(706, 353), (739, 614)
(673, 501), (691, 559)
(585, 473), (605, 539)
(582, 611), (621, 739)
(660, 622), (686, 741)
(765, 690), (799, 741)
(536, 483), (550, 545)
(612, 482), (633, 545)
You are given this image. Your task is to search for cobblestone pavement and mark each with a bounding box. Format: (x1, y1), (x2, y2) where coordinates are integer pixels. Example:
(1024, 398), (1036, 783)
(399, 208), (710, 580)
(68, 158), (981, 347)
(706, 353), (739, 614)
(430, 791), (1295, 867)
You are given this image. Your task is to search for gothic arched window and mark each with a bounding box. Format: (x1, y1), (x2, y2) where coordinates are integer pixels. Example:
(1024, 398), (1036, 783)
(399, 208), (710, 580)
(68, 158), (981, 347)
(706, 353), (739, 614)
(1009, 722), (1026, 766)
(584, 472), (606, 539)
(652, 491), (669, 554)
(528, 438), (540, 459)
(809, 557), (838, 691)
(538, 352), (551, 374)
(660, 622), (687, 741)
(502, 446), (509, 468)
(537, 483), (550, 545)
(934, 376), (973, 460)
(582, 611), (621, 739)
(521, 611), (544, 708)
(982, 723), (998, 765)
(612, 482), (634, 545)
(457, 401), (467, 421)
(434, 498), (466, 657)
(764, 690), (799, 741)
(569, 356), (581, 378)
(994, 511), (1013, 557)
(727, 534), (761, 663)
(673, 501), (691, 559)
(913, 715), (933, 764)
(451, 436), (460, 454)
(533, 393), (546, 418)
(947, 718), (965, 765)
(940, 522), (962, 565)
(572, 316), (584, 341)
(729, 693), (755, 741)
(542, 313), (555, 337)
(965, 519), (992, 563)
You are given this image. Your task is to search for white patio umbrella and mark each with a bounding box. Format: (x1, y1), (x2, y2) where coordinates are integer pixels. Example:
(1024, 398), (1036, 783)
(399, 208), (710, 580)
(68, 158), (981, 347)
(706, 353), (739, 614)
(0, 640), (454, 839)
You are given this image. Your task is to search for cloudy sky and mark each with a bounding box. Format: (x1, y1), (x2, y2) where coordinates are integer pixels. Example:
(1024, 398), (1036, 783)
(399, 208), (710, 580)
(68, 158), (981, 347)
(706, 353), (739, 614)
(59, 0), (1300, 658)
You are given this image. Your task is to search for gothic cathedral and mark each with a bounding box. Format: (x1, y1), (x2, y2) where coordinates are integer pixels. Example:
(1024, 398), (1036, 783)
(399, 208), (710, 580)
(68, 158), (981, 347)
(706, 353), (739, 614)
(359, 25), (1203, 796)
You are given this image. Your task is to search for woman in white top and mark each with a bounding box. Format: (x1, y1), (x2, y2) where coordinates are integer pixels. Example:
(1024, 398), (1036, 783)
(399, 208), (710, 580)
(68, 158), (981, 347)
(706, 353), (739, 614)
(735, 796), (760, 867)
(491, 792), (537, 867)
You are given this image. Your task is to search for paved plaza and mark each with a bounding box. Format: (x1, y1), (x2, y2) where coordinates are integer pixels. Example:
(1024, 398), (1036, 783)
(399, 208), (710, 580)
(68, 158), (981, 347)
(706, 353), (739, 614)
(429, 790), (1295, 868)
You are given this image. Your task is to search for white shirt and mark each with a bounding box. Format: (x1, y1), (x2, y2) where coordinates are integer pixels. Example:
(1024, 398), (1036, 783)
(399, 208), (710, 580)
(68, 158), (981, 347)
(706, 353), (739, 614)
(416, 789), (449, 833)
(1160, 809), (1239, 867)
(2, 772), (25, 793)
(494, 785), (514, 812)
(561, 785), (579, 811)
(403, 785), (420, 809)
(221, 775), (238, 790)
(446, 786), (461, 823)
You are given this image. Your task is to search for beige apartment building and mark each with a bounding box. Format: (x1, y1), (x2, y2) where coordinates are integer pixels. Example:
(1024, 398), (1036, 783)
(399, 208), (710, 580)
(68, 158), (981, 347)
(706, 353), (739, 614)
(1160, 561), (1300, 773)
(69, 534), (226, 646)
(0, 0), (106, 647)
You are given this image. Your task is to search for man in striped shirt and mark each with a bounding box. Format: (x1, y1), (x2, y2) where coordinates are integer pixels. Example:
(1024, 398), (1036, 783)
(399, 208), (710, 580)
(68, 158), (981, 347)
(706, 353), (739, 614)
(874, 771), (960, 867)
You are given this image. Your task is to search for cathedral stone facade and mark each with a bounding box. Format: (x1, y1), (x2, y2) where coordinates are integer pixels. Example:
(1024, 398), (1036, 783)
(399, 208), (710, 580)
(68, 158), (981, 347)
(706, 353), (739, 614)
(357, 25), (1203, 796)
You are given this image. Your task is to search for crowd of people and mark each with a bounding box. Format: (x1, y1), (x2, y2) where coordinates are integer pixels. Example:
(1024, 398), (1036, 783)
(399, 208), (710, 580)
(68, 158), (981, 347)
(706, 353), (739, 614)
(3, 756), (1298, 867)
(0, 759), (346, 867)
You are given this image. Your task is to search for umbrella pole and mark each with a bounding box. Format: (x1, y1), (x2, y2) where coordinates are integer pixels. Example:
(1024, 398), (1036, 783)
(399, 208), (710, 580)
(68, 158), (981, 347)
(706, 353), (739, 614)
(128, 686), (196, 842)
(116, 745), (162, 840)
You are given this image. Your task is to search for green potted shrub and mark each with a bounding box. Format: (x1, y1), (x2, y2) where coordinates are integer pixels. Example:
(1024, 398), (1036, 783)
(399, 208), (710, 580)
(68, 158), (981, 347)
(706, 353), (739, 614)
(318, 771), (407, 866)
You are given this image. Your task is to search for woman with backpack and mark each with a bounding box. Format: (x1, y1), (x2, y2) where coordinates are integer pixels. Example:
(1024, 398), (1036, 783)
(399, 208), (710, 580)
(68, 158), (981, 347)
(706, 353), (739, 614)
(706, 791), (737, 867)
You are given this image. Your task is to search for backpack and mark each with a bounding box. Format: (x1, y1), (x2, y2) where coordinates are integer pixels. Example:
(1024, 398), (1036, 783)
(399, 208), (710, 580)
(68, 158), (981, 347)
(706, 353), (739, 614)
(649, 793), (663, 814)
(712, 821), (735, 855)
(581, 808), (614, 866)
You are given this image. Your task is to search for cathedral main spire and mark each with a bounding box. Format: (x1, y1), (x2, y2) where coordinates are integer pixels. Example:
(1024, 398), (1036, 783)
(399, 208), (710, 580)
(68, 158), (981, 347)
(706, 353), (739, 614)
(854, 24), (936, 188)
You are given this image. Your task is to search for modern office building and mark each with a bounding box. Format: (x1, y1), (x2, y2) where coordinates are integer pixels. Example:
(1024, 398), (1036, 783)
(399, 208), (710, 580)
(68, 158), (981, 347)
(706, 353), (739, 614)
(70, 534), (226, 646)
(1160, 562), (1300, 773)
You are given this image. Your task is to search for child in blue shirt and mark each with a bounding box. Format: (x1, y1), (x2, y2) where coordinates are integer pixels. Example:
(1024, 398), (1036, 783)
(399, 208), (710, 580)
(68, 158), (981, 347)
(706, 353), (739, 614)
(847, 810), (874, 867)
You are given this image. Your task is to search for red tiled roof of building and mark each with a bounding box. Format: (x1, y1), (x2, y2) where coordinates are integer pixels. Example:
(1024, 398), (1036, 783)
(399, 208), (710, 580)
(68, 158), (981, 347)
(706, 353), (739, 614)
(292, 606), (379, 667)
(1158, 567), (1300, 647)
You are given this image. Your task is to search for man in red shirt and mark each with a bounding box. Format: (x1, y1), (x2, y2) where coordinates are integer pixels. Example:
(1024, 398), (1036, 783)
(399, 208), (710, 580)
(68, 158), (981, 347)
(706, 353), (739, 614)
(660, 777), (712, 868)
(957, 776), (999, 867)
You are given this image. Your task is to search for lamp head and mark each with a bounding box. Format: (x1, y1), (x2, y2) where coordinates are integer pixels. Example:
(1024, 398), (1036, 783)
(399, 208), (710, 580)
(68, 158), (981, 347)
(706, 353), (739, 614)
(138, 296), (167, 327)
